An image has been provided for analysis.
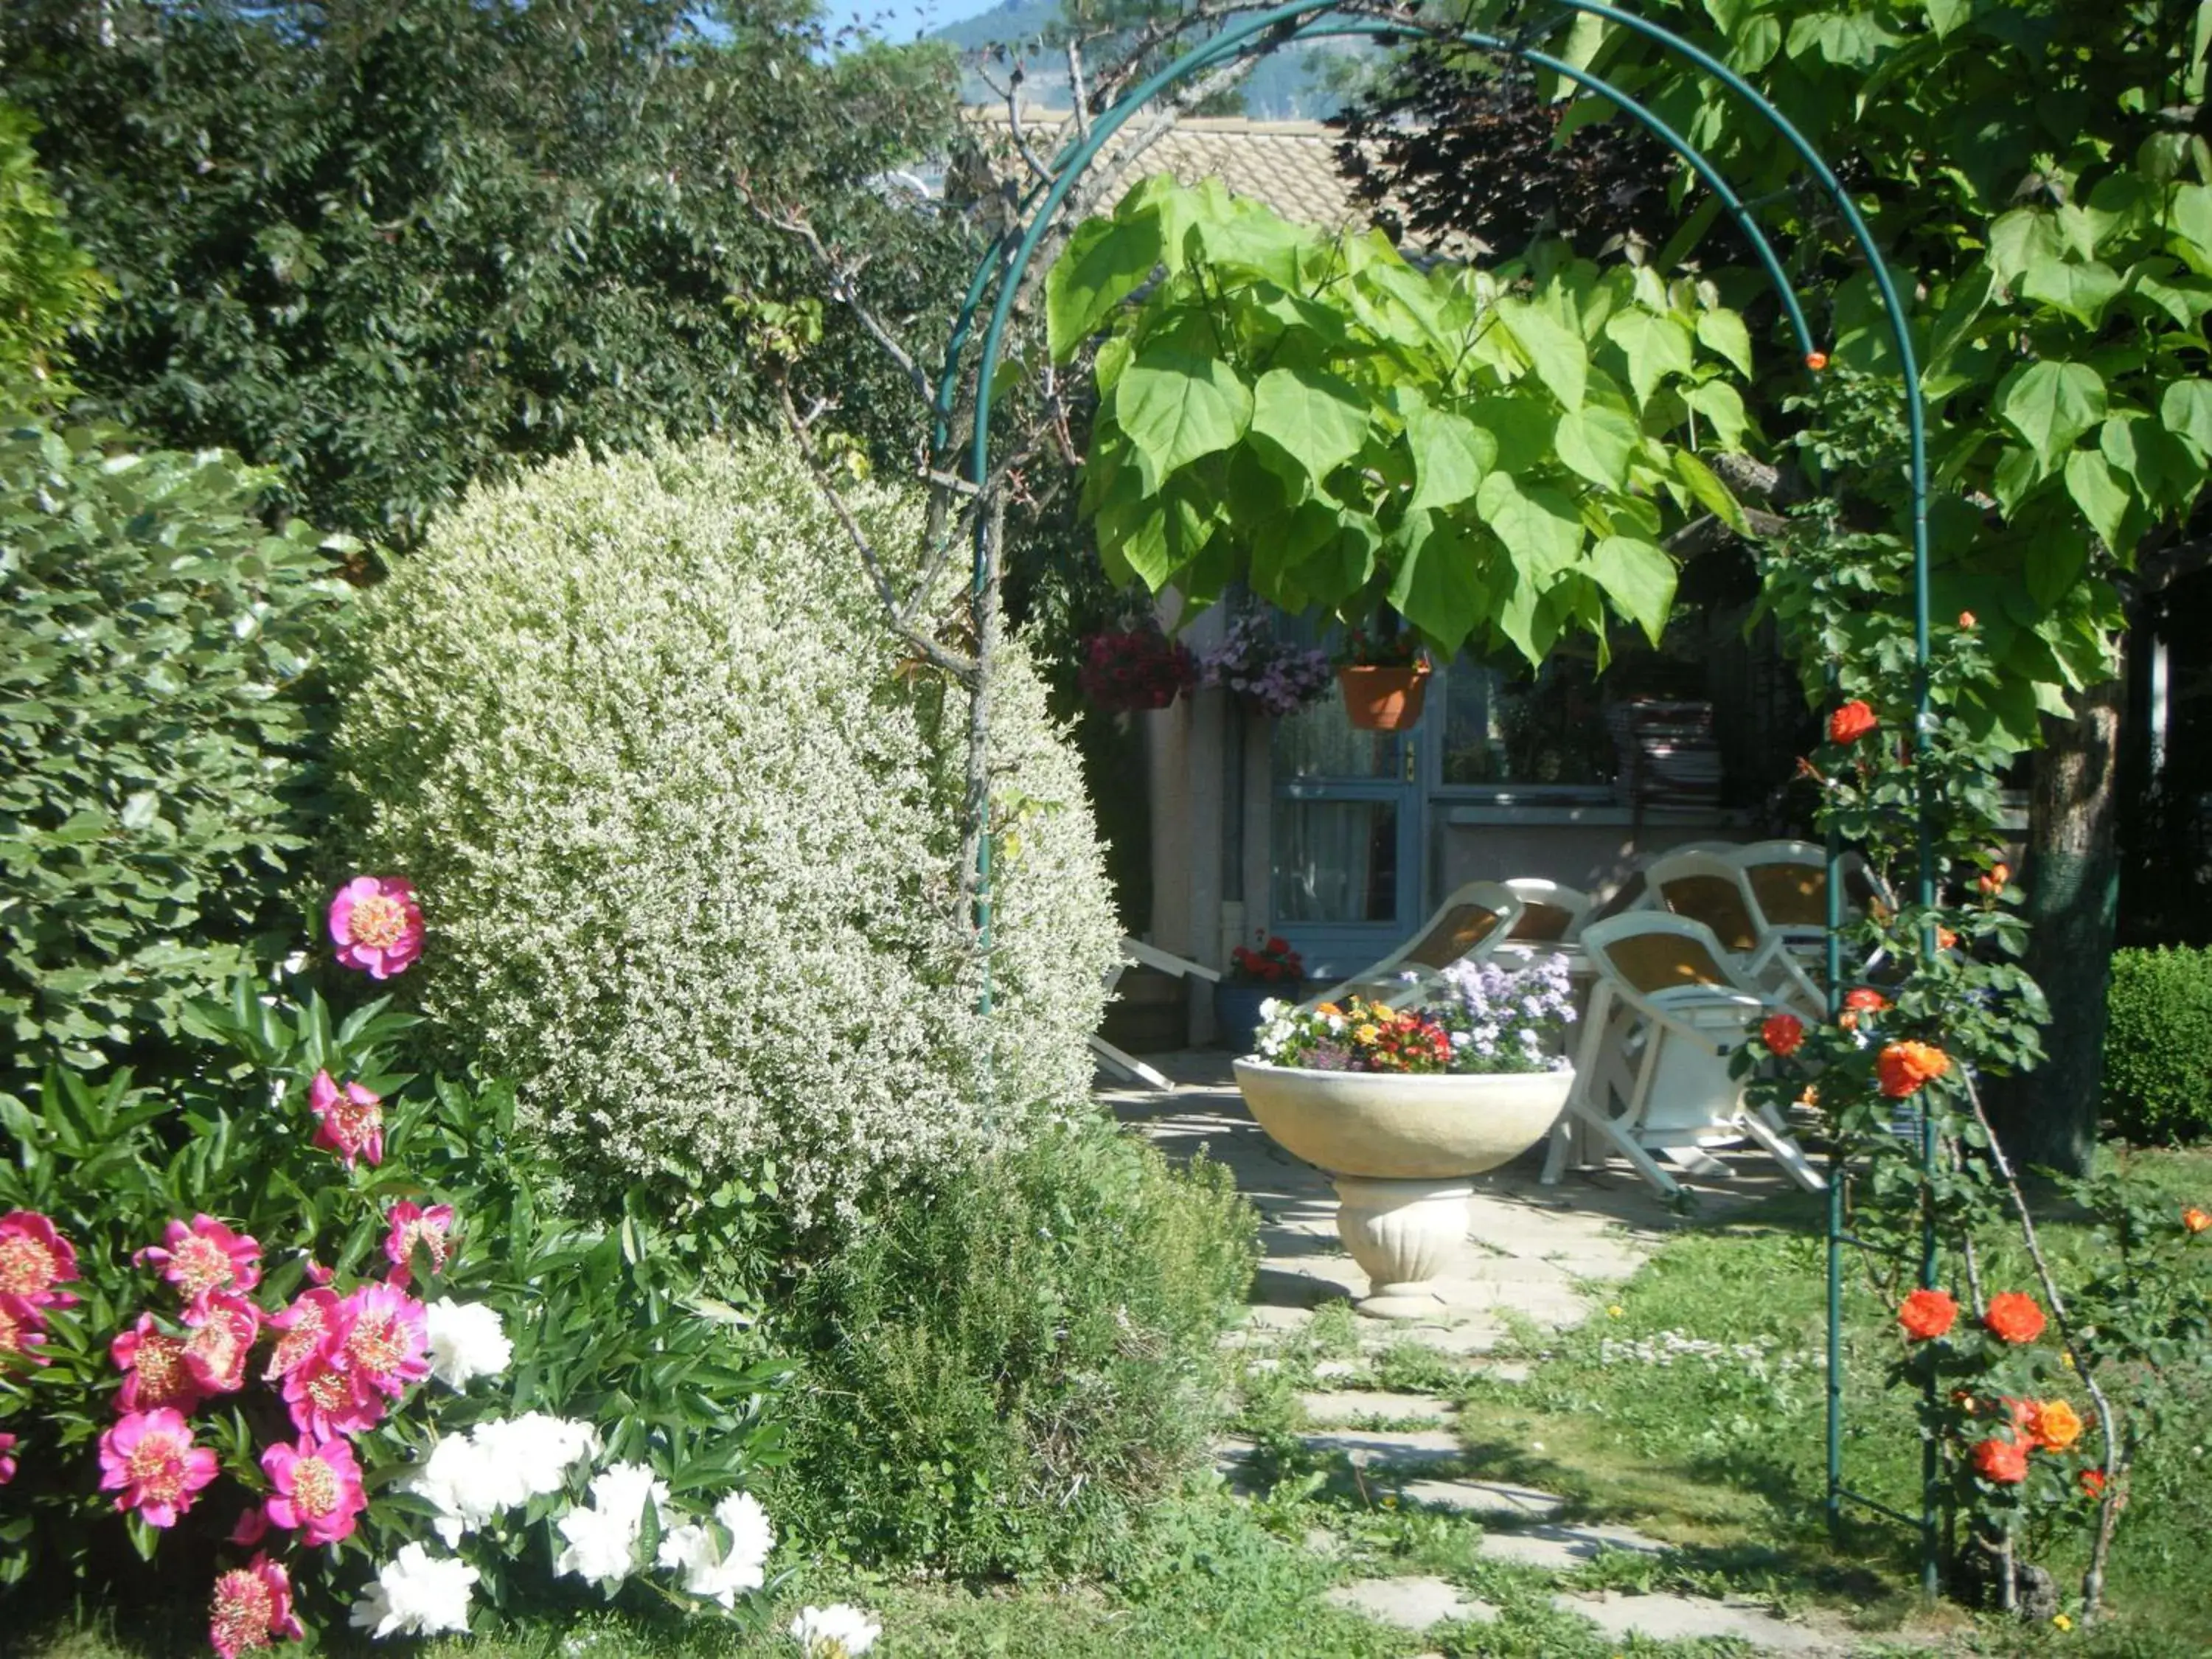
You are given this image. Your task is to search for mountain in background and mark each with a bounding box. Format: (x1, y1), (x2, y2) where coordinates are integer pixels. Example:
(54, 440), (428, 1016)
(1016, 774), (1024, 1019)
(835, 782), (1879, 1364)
(933, 0), (1366, 120)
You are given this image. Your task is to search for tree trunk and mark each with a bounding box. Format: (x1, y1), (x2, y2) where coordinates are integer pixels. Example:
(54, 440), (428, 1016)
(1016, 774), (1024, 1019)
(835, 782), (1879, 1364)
(1990, 662), (2126, 1178)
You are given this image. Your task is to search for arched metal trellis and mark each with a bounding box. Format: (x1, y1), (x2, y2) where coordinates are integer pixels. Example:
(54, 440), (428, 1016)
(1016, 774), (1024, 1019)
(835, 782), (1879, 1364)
(933, 1), (1944, 1594)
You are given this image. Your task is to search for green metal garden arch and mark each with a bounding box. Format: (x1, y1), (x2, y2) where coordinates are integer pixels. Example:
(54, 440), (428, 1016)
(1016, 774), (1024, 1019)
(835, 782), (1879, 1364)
(933, 0), (1947, 1592)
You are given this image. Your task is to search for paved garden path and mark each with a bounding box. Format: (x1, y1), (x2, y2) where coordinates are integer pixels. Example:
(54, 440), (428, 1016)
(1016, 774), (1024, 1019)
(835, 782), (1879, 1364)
(1101, 1051), (1884, 1655)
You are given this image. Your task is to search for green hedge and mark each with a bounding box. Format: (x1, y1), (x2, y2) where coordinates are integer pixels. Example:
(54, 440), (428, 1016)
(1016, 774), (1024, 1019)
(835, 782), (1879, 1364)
(0, 413), (349, 1091)
(2101, 946), (2212, 1145)
(768, 1117), (1257, 1578)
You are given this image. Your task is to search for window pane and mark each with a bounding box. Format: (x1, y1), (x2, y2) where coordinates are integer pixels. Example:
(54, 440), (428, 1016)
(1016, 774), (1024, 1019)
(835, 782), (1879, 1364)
(1271, 800), (1399, 922)
(1441, 657), (1616, 786)
(1272, 693), (1397, 779)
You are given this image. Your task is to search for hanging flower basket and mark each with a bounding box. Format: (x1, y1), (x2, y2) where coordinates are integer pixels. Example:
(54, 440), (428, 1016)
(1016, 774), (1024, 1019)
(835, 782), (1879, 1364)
(1337, 662), (1432, 730)
(1077, 627), (1200, 714)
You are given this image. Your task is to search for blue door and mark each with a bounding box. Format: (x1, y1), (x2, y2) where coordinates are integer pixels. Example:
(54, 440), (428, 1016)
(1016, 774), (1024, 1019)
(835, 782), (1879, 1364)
(1268, 693), (1424, 988)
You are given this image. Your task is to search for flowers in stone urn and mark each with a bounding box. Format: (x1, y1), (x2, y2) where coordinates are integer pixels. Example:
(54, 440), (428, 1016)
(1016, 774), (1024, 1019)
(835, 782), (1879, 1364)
(1255, 996), (1454, 1074)
(1254, 954), (1576, 1077)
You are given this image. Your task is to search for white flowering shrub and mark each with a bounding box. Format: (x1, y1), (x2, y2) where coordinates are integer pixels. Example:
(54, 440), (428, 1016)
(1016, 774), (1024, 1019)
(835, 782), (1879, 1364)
(325, 436), (1119, 1217)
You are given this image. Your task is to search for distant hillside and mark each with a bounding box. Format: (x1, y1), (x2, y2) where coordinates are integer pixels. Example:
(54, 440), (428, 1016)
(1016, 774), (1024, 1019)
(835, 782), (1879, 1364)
(932, 0), (1364, 120)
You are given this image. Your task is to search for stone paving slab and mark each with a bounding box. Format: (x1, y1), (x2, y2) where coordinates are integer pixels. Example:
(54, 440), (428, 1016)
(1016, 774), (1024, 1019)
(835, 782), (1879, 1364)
(1552, 1591), (1840, 1652)
(1475, 1521), (1666, 1572)
(1394, 1475), (1564, 1519)
(1298, 1427), (1464, 1470)
(1298, 1390), (1456, 1425)
(1325, 1577), (1498, 1631)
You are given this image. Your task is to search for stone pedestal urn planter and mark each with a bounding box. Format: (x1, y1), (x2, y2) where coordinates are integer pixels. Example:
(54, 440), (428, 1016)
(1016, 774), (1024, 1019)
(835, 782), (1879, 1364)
(1231, 1060), (1573, 1319)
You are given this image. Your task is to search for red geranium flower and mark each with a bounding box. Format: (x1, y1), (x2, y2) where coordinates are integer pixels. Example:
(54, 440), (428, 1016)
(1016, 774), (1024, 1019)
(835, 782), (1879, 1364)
(1897, 1288), (1957, 1341)
(1983, 1291), (2046, 1345)
(1828, 700), (1878, 744)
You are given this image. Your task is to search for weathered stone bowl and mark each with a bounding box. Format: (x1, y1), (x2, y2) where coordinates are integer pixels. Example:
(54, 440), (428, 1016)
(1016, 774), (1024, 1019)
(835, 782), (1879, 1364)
(1229, 1060), (1572, 1180)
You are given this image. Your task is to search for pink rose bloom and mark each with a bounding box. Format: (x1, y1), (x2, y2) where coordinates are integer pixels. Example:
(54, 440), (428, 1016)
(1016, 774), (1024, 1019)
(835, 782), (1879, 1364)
(0, 1210), (79, 1307)
(337, 1281), (430, 1398)
(0, 1431), (16, 1484)
(264, 1287), (343, 1380)
(383, 1201), (456, 1288)
(209, 1554), (305, 1659)
(182, 1292), (262, 1394)
(328, 875), (423, 978)
(98, 1408), (219, 1527)
(112, 1314), (206, 1413)
(137, 1215), (261, 1312)
(1, 1293), (49, 1366)
(307, 1070), (384, 1169)
(282, 1346), (388, 1440)
(260, 1436), (368, 1546)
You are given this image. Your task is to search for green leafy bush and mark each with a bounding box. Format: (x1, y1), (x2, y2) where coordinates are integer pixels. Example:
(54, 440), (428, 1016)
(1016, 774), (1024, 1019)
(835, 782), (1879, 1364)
(324, 434), (1121, 1221)
(768, 1118), (1256, 1577)
(0, 102), (108, 394)
(2101, 947), (2212, 1145)
(0, 413), (351, 1092)
(0, 954), (786, 1624)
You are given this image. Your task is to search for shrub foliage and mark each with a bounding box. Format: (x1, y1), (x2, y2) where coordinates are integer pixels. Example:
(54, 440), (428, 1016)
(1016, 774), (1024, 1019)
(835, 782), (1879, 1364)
(0, 413), (350, 1092)
(325, 435), (1121, 1220)
(2101, 946), (2212, 1146)
(768, 1119), (1256, 1577)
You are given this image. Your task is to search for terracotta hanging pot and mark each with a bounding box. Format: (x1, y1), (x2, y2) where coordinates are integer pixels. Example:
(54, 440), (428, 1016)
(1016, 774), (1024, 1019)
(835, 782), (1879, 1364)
(1337, 662), (1432, 731)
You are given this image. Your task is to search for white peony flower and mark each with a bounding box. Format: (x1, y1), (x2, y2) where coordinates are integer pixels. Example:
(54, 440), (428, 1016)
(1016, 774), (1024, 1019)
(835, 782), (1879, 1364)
(585, 1461), (667, 1528)
(349, 1543), (479, 1640)
(790, 1603), (881, 1657)
(655, 1491), (775, 1608)
(554, 1460), (669, 1584)
(423, 1299), (512, 1391)
(404, 1435), (504, 1548)
(472, 1413), (599, 1503)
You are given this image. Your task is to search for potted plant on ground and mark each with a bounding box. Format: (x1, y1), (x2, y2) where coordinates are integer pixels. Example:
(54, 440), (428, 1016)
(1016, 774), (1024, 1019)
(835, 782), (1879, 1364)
(1335, 618), (1430, 730)
(1213, 932), (1307, 1051)
(1232, 955), (1577, 1318)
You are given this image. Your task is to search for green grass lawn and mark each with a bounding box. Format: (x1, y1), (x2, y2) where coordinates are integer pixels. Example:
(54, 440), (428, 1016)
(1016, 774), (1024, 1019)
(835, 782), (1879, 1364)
(27, 1147), (2211, 1659)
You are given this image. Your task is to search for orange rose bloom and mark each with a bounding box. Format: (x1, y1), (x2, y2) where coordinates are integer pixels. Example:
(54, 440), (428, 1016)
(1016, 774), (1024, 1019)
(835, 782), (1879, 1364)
(1828, 700), (1878, 744)
(1978, 863), (2010, 897)
(2183, 1206), (2211, 1235)
(1983, 1291), (2047, 1345)
(2080, 1468), (2107, 1499)
(1973, 1434), (2030, 1484)
(2028, 1399), (2084, 1453)
(1958, 611), (1977, 628)
(1761, 1012), (1805, 1057)
(1843, 988), (1891, 1013)
(1897, 1287), (1957, 1341)
(1877, 1040), (1950, 1098)
(1937, 927), (1959, 950)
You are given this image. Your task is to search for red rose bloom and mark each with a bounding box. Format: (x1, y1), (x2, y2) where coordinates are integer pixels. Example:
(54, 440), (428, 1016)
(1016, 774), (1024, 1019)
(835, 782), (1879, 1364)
(1843, 988), (1891, 1014)
(2080, 1468), (2107, 1499)
(1897, 1288), (1957, 1341)
(1828, 700), (1878, 744)
(1760, 1013), (1805, 1057)
(1983, 1291), (2046, 1345)
(1973, 1434), (2029, 1484)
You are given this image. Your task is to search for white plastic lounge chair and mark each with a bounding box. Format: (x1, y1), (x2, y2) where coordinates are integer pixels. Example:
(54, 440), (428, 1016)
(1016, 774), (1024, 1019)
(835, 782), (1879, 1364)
(1301, 881), (1523, 1011)
(1542, 913), (1826, 1197)
(1500, 878), (1594, 945)
(1091, 936), (1219, 1089)
(1637, 849), (1826, 1017)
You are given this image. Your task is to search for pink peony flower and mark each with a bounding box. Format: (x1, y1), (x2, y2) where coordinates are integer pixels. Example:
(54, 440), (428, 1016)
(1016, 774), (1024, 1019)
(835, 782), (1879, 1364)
(137, 1216), (261, 1312)
(0, 1210), (79, 1307)
(282, 1346), (388, 1440)
(328, 875), (424, 978)
(98, 1408), (219, 1526)
(209, 1554), (305, 1659)
(0, 1293), (49, 1366)
(337, 1282), (430, 1398)
(307, 1070), (385, 1169)
(182, 1292), (262, 1394)
(383, 1201), (456, 1289)
(260, 1435), (368, 1546)
(264, 1287), (343, 1380)
(0, 1431), (16, 1484)
(112, 1314), (206, 1413)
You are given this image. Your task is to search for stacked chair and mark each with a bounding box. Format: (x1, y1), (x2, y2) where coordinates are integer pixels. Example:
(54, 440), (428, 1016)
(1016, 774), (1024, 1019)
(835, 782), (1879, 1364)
(1299, 881), (1522, 1011)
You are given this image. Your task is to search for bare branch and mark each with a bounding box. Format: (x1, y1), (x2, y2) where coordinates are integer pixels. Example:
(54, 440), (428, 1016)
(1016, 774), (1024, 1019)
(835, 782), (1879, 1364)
(749, 195), (935, 404)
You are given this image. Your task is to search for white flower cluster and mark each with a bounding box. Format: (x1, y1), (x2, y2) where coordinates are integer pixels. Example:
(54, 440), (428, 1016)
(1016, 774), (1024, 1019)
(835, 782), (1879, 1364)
(372, 1422), (789, 1636)
(329, 436), (1119, 1220)
(423, 1297), (511, 1391)
(791, 1603), (882, 1656)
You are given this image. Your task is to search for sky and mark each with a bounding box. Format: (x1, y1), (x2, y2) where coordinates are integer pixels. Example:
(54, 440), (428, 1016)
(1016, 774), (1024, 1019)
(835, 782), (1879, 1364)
(822, 0), (1015, 46)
